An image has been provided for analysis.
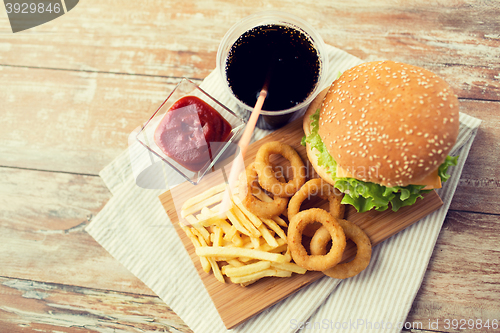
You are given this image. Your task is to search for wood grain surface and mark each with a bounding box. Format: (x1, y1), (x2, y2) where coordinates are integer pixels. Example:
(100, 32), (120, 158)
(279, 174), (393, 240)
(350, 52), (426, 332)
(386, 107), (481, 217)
(159, 117), (443, 328)
(1, 0), (499, 332)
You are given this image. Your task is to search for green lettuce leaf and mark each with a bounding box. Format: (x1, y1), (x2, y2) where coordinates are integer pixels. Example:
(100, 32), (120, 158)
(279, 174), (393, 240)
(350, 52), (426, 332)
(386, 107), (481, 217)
(438, 155), (459, 183)
(304, 109), (456, 213)
(304, 109), (338, 178)
(334, 178), (428, 212)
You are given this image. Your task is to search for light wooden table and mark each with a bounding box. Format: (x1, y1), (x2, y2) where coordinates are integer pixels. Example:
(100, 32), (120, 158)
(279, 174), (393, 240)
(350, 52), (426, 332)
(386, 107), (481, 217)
(1, 1), (499, 332)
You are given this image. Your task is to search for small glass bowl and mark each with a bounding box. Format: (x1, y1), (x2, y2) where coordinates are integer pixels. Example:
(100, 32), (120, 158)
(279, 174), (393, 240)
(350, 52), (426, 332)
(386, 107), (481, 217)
(136, 78), (246, 185)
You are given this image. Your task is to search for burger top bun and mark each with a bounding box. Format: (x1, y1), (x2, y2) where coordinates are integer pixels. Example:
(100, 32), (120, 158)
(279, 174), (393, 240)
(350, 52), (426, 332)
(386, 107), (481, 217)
(316, 60), (460, 187)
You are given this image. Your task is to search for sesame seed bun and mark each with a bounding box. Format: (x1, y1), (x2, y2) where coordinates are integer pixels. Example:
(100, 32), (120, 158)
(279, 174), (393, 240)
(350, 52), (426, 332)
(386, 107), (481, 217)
(307, 60), (460, 187)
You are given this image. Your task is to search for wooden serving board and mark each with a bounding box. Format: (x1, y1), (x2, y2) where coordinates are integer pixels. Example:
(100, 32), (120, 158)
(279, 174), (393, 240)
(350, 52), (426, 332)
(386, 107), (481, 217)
(158, 117), (443, 329)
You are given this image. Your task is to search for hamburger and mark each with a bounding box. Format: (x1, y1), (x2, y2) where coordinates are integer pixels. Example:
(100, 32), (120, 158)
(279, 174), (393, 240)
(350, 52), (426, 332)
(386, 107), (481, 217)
(302, 60), (459, 212)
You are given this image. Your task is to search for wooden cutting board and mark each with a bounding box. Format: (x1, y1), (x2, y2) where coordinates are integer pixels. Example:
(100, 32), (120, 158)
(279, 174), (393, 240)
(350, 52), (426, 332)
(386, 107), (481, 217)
(158, 116), (443, 329)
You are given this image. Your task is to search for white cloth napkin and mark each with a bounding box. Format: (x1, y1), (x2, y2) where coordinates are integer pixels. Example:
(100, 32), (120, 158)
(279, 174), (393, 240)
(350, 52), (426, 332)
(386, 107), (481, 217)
(86, 45), (481, 333)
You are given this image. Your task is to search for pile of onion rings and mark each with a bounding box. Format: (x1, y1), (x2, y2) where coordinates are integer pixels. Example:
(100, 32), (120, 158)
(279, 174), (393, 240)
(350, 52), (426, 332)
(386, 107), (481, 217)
(254, 141), (307, 197)
(242, 142), (306, 218)
(310, 219), (372, 279)
(288, 178), (344, 237)
(288, 208), (346, 271)
(287, 178), (372, 279)
(240, 141), (372, 280)
(242, 162), (289, 219)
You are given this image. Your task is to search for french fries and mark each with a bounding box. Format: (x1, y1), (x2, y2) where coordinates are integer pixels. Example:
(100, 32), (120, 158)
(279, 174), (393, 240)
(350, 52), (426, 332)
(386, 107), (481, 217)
(180, 182), (304, 286)
(196, 246), (288, 263)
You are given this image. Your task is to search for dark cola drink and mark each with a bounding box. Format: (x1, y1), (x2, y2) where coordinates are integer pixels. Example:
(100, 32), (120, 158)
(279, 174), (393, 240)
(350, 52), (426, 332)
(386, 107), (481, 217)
(224, 24), (321, 128)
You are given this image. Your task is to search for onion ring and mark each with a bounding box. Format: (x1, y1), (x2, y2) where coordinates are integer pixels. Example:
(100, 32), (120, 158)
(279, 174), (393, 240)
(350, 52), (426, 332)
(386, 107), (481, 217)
(287, 208), (346, 271)
(288, 178), (344, 237)
(242, 162), (288, 219)
(310, 219), (372, 279)
(254, 141), (306, 197)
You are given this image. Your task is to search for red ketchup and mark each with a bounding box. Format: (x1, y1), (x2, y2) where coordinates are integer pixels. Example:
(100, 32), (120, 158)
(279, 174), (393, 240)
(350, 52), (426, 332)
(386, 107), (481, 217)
(154, 96), (232, 172)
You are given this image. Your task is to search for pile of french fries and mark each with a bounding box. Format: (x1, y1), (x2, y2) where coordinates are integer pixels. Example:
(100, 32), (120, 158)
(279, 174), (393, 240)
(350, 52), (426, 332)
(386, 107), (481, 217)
(180, 183), (306, 286)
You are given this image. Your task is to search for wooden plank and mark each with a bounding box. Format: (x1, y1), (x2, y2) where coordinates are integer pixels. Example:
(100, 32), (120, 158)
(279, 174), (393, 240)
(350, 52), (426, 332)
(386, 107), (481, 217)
(450, 100), (500, 215)
(0, 166), (153, 296)
(0, 1), (498, 100)
(159, 116), (443, 329)
(316, 2), (500, 101)
(0, 0), (225, 79)
(0, 277), (192, 333)
(0, 66), (200, 174)
(407, 211), (500, 332)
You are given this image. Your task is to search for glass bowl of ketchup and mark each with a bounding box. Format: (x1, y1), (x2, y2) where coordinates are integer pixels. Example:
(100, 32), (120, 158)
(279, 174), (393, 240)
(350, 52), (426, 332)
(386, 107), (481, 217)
(136, 78), (246, 185)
